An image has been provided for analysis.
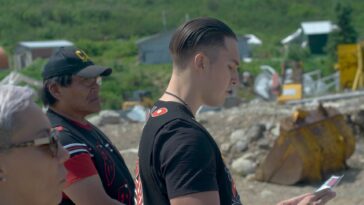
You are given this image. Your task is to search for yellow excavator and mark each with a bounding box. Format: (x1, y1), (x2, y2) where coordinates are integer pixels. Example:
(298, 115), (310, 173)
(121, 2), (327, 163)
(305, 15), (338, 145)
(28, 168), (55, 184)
(336, 41), (364, 90)
(276, 41), (364, 103)
(255, 104), (355, 185)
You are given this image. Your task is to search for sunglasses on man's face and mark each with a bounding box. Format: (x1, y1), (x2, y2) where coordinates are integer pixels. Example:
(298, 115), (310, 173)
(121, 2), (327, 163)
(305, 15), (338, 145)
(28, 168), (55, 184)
(6, 129), (60, 157)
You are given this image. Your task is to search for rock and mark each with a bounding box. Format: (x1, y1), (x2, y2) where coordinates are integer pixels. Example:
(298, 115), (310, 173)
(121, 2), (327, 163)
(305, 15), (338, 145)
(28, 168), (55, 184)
(245, 124), (265, 142)
(88, 115), (103, 126)
(224, 96), (242, 108)
(234, 140), (249, 152)
(257, 138), (271, 149)
(231, 157), (256, 176)
(99, 110), (121, 124)
(226, 107), (240, 116)
(230, 129), (245, 143)
(220, 142), (231, 154)
(265, 122), (275, 131)
(241, 153), (256, 161)
(227, 115), (239, 123)
(197, 106), (221, 115)
(246, 174), (256, 181)
(271, 123), (280, 137)
(197, 119), (208, 125)
(255, 150), (267, 162)
(260, 189), (273, 198)
(250, 98), (263, 105)
(351, 110), (364, 128)
(88, 110), (123, 126)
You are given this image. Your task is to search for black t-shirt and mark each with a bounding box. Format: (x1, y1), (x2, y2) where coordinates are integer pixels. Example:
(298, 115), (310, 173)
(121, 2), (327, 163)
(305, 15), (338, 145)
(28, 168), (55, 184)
(136, 101), (242, 205)
(47, 109), (135, 205)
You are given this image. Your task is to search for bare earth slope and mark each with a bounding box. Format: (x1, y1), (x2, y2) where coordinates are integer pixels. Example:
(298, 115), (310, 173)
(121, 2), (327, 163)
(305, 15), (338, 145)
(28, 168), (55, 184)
(100, 98), (364, 205)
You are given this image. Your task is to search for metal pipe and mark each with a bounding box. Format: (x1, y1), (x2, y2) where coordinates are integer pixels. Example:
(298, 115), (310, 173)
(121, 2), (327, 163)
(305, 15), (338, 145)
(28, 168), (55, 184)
(287, 89), (364, 105)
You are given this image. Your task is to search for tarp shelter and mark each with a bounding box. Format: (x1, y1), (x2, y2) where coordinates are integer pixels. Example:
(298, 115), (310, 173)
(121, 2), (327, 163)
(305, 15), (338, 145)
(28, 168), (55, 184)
(281, 21), (338, 54)
(245, 34), (262, 45)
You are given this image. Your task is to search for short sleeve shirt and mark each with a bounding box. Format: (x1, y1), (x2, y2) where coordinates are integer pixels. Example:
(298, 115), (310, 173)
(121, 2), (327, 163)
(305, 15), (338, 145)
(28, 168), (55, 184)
(136, 101), (242, 205)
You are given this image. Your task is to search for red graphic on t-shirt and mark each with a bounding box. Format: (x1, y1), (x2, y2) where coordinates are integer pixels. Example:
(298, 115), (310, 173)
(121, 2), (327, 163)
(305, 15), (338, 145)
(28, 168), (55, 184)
(151, 107), (168, 118)
(134, 159), (144, 205)
(231, 178), (239, 199)
(118, 182), (132, 205)
(95, 143), (115, 186)
(225, 167), (242, 205)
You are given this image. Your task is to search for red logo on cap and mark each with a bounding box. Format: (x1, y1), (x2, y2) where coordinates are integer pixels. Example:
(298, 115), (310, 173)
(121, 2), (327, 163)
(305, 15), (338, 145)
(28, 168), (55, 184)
(151, 107), (168, 117)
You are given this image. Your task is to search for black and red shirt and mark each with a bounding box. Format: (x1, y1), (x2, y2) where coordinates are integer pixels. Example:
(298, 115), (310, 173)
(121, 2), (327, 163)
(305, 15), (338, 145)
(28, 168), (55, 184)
(47, 109), (135, 205)
(136, 101), (242, 205)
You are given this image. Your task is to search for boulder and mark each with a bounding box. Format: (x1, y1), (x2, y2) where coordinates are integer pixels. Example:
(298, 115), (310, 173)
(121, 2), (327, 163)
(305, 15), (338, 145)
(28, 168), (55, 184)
(231, 157), (257, 176)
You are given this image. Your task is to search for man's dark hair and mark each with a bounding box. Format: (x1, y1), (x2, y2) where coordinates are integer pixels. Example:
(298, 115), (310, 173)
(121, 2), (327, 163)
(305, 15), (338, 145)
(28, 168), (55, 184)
(41, 75), (72, 106)
(169, 17), (237, 67)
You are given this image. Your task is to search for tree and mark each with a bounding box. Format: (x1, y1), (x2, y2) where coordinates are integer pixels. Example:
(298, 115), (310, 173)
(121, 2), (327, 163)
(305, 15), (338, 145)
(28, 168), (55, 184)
(326, 3), (358, 60)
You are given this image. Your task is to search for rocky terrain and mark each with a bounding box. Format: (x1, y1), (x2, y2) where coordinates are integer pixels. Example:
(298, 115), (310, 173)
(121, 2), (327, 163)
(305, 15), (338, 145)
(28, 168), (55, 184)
(96, 97), (364, 205)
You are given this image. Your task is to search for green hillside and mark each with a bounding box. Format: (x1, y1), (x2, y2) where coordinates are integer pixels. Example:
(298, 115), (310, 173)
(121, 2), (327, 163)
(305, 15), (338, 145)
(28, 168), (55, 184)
(1, 0), (363, 48)
(0, 0), (362, 108)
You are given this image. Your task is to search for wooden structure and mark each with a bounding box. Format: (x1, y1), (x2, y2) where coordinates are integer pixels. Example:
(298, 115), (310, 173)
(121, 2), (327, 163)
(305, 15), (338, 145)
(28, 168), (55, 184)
(14, 40), (74, 69)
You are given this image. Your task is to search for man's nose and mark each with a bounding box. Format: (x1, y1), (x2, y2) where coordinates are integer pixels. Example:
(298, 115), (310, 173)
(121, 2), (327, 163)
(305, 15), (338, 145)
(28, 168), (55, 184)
(231, 70), (240, 86)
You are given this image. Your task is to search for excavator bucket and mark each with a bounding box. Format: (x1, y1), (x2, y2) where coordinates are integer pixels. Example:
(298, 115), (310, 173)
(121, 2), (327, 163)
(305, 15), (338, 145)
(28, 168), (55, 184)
(255, 104), (355, 185)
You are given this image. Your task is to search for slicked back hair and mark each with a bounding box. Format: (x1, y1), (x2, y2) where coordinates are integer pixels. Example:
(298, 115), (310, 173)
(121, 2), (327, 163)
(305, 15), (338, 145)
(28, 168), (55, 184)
(169, 17), (237, 67)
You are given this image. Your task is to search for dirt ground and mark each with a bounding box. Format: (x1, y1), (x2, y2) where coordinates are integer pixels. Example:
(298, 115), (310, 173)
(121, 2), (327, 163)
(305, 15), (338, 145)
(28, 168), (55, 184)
(100, 101), (364, 205)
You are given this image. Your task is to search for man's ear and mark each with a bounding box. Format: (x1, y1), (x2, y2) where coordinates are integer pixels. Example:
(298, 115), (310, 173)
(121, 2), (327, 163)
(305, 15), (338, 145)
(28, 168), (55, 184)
(0, 166), (6, 182)
(48, 83), (62, 101)
(193, 52), (209, 71)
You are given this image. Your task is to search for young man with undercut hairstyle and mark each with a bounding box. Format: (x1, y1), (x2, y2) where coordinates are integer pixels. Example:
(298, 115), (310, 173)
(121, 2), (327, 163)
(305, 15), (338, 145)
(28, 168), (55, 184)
(136, 17), (335, 205)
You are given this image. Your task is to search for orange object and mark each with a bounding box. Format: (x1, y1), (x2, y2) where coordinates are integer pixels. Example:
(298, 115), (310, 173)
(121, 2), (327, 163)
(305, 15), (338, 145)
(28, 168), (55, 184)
(0, 47), (9, 69)
(277, 83), (303, 103)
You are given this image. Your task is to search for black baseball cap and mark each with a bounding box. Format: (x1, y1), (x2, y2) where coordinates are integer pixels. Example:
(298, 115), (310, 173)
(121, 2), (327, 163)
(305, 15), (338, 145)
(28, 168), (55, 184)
(42, 47), (112, 80)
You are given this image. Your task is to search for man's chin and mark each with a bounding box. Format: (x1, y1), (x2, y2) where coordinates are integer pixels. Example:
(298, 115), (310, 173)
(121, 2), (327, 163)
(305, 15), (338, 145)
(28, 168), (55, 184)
(204, 100), (225, 108)
(84, 105), (101, 116)
(91, 100), (102, 110)
(92, 106), (102, 113)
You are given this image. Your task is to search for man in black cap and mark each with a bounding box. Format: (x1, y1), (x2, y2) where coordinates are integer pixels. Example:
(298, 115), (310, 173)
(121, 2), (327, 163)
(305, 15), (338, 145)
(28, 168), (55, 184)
(42, 47), (134, 205)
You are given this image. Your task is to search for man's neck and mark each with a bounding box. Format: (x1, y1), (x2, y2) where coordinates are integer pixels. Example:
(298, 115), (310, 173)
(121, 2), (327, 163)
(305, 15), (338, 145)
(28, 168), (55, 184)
(49, 106), (88, 124)
(161, 71), (202, 115)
